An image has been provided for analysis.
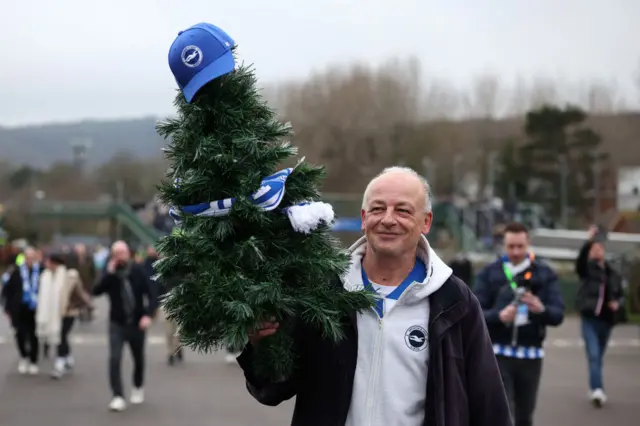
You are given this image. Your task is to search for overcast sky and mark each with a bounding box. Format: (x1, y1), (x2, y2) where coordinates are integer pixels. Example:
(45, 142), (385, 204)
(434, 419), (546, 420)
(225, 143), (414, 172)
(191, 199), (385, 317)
(1, 0), (639, 127)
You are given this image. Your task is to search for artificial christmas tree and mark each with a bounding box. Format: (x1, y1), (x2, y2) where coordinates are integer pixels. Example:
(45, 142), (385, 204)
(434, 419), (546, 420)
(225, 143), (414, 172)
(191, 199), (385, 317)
(154, 23), (373, 380)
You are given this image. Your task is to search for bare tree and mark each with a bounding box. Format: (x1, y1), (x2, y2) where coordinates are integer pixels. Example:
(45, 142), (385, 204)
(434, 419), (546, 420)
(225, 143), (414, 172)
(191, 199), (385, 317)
(507, 76), (530, 117)
(464, 73), (503, 119)
(94, 152), (164, 203)
(422, 77), (461, 121)
(528, 76), (559, 109)
(277, 57), (426, 190)
(635, 59), (640, 106)
(582, 81), (620, 114)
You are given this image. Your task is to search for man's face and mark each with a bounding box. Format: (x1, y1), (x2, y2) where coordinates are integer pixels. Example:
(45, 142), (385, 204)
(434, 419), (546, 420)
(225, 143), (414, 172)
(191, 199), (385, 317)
(75, 244), (86, 257)
(361, 172), (431, 258)
(111, 245), (130, 264)
(24, 249), (37, 267)
(589, 242), (605, 261)
(503, 231), (529, 264)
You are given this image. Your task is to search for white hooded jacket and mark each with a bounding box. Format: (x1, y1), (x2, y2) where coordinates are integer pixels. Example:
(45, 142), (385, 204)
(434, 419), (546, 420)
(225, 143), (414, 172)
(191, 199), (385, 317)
(343, 235), (453, 426)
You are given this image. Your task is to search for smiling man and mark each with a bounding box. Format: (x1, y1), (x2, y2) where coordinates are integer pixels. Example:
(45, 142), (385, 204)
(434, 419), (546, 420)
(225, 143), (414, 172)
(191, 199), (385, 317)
(237, 166), (512, 426)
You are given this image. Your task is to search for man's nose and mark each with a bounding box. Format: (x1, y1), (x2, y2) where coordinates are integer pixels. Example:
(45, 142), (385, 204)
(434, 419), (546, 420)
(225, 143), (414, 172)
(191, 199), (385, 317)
(380, 209), (397, 225)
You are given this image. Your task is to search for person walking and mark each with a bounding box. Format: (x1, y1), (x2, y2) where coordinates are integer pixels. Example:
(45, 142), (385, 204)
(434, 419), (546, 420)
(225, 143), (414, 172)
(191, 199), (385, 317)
(154, 255), (184, 366)
(473, 222), (565, 426)
(237, 167), (512, 426)
(71, 244), (97, 322)
(36, 253), (93, 379)
(93, 240), (157, 412)
(1, 247), (42, 375)
(575, 225), (624, 407)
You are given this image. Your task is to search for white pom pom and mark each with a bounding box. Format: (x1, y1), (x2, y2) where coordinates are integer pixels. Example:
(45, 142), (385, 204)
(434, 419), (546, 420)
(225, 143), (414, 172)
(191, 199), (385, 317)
(285, 202), (335, 234)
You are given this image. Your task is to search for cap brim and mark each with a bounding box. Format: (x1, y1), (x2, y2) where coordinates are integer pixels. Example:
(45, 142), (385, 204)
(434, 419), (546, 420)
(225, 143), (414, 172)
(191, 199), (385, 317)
(182, 51), (236, 103)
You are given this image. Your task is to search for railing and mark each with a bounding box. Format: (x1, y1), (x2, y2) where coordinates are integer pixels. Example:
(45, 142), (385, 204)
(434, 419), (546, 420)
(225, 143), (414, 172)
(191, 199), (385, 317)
(29, 201), (161, 246)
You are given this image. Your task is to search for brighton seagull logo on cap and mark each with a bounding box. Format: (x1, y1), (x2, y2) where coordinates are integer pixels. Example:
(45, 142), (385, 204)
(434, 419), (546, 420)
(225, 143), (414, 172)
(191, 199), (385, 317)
(181, 45), (203, 68)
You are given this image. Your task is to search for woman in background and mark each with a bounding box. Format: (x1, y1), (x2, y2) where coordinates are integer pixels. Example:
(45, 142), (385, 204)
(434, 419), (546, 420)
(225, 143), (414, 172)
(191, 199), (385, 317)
(37, 253), (93, 378)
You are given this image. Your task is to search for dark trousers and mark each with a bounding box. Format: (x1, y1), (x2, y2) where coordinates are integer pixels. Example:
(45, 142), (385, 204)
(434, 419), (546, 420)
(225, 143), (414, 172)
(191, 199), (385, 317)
(57, 316), (76, 358)
(109, 322), (146, 397)
(497, 355), (543, 426)
(581, 315), (612, 390)
(14, 308), (39, 364)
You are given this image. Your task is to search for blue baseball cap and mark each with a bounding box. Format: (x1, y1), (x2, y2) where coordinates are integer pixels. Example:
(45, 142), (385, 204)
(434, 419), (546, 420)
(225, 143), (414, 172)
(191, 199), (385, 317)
(168, 23), (236, 103)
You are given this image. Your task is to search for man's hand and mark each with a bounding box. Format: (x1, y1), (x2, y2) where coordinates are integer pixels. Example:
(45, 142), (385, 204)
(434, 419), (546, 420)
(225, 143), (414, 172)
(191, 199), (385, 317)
(521, 291), (545, 313)
(588, 224), (599, 241)
(248, 318), (280, 346)
(499, 305), (517, 324)
(106, 259), (117, 274)
(138, 315), (152, 330)
(607, 300), (620, 312)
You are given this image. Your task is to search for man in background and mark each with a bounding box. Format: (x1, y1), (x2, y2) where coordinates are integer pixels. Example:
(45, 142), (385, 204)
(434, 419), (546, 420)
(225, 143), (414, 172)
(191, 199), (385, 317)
(93, 240), (157, 412)
(474, 222), (565, 426)
(2, 247), (42, 375)
(575, 225), (624, 407)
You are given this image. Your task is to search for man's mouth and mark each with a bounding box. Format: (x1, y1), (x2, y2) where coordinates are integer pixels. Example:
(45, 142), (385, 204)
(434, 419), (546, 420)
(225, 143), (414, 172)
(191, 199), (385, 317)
(378, 232), (400, 238)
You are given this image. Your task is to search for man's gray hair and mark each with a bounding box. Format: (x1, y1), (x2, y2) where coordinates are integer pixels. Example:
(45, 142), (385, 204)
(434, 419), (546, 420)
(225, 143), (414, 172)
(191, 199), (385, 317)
(362, 166), (433, 213)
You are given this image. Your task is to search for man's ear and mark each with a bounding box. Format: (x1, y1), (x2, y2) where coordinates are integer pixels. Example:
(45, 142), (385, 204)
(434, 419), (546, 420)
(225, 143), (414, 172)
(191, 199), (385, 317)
(422, 212), (433, 235)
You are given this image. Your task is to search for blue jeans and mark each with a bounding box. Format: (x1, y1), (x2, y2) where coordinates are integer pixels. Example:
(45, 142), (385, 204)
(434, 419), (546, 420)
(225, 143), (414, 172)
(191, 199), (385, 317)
(581, 316), (612, 390)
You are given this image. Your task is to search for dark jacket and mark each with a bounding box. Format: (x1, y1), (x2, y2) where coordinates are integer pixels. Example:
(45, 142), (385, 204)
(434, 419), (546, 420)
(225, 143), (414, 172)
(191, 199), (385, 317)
(2, 264), (40, 325)
(473, 258), (565, 348)
(575, 241), (624, 324)
(237, 276), (512, 426)
(93, 262), (157, 326)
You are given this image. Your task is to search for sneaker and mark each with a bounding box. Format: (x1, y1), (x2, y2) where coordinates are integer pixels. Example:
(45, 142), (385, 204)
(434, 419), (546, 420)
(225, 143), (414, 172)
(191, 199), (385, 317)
(130, 388), (144, 405)
(590, 388), (607, 408)
(51, 367), (64, 379)
(27, 364), (39, 375)
(109, 396), (126, 412)
(176, 348), (184, 362)
(168, 354), (175, 366)
(51, 358), (66, 379)
(17, 359), (28, 375)
(65, 356), (75, 370)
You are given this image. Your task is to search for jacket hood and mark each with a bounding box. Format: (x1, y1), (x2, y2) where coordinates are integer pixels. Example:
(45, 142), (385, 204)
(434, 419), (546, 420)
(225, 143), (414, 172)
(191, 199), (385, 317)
(341, 234), (452, 304)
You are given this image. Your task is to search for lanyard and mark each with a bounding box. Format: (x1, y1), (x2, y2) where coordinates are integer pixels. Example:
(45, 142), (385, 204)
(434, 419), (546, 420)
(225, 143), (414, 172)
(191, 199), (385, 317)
(361, 258), (427, 319)
(501, 254), (533, 290)
(501, 263), (518, 290)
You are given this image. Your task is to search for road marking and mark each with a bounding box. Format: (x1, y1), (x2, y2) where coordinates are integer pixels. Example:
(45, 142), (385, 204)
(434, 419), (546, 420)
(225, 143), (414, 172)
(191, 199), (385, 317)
(0, 335), (638, 348)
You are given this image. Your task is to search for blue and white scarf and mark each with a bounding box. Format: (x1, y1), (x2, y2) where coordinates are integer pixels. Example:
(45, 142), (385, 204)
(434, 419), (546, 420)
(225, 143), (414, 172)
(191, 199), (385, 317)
(170, 167), (294, 222)
(20, 262), (40, 310)
(169, 160), (335, 234)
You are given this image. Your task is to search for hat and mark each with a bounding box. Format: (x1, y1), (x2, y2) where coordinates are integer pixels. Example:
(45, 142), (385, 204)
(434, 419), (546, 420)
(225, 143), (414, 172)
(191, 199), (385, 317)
(168, 23), (236, 103)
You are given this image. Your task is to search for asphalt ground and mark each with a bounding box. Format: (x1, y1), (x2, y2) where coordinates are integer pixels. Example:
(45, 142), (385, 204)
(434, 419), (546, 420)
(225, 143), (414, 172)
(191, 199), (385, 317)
(0, 298), (638, 426)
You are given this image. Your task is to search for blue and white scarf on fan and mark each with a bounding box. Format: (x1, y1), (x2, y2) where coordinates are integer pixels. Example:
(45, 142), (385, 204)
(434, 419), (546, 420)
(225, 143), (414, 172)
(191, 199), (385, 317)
(20, 262), (40, 310)
(169, 159), (335, 234)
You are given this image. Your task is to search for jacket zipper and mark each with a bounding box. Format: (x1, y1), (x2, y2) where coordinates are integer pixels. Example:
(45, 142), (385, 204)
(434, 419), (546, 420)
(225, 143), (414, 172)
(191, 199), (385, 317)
(365, 282), (418, 425)
(365, 314), (383, 424)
